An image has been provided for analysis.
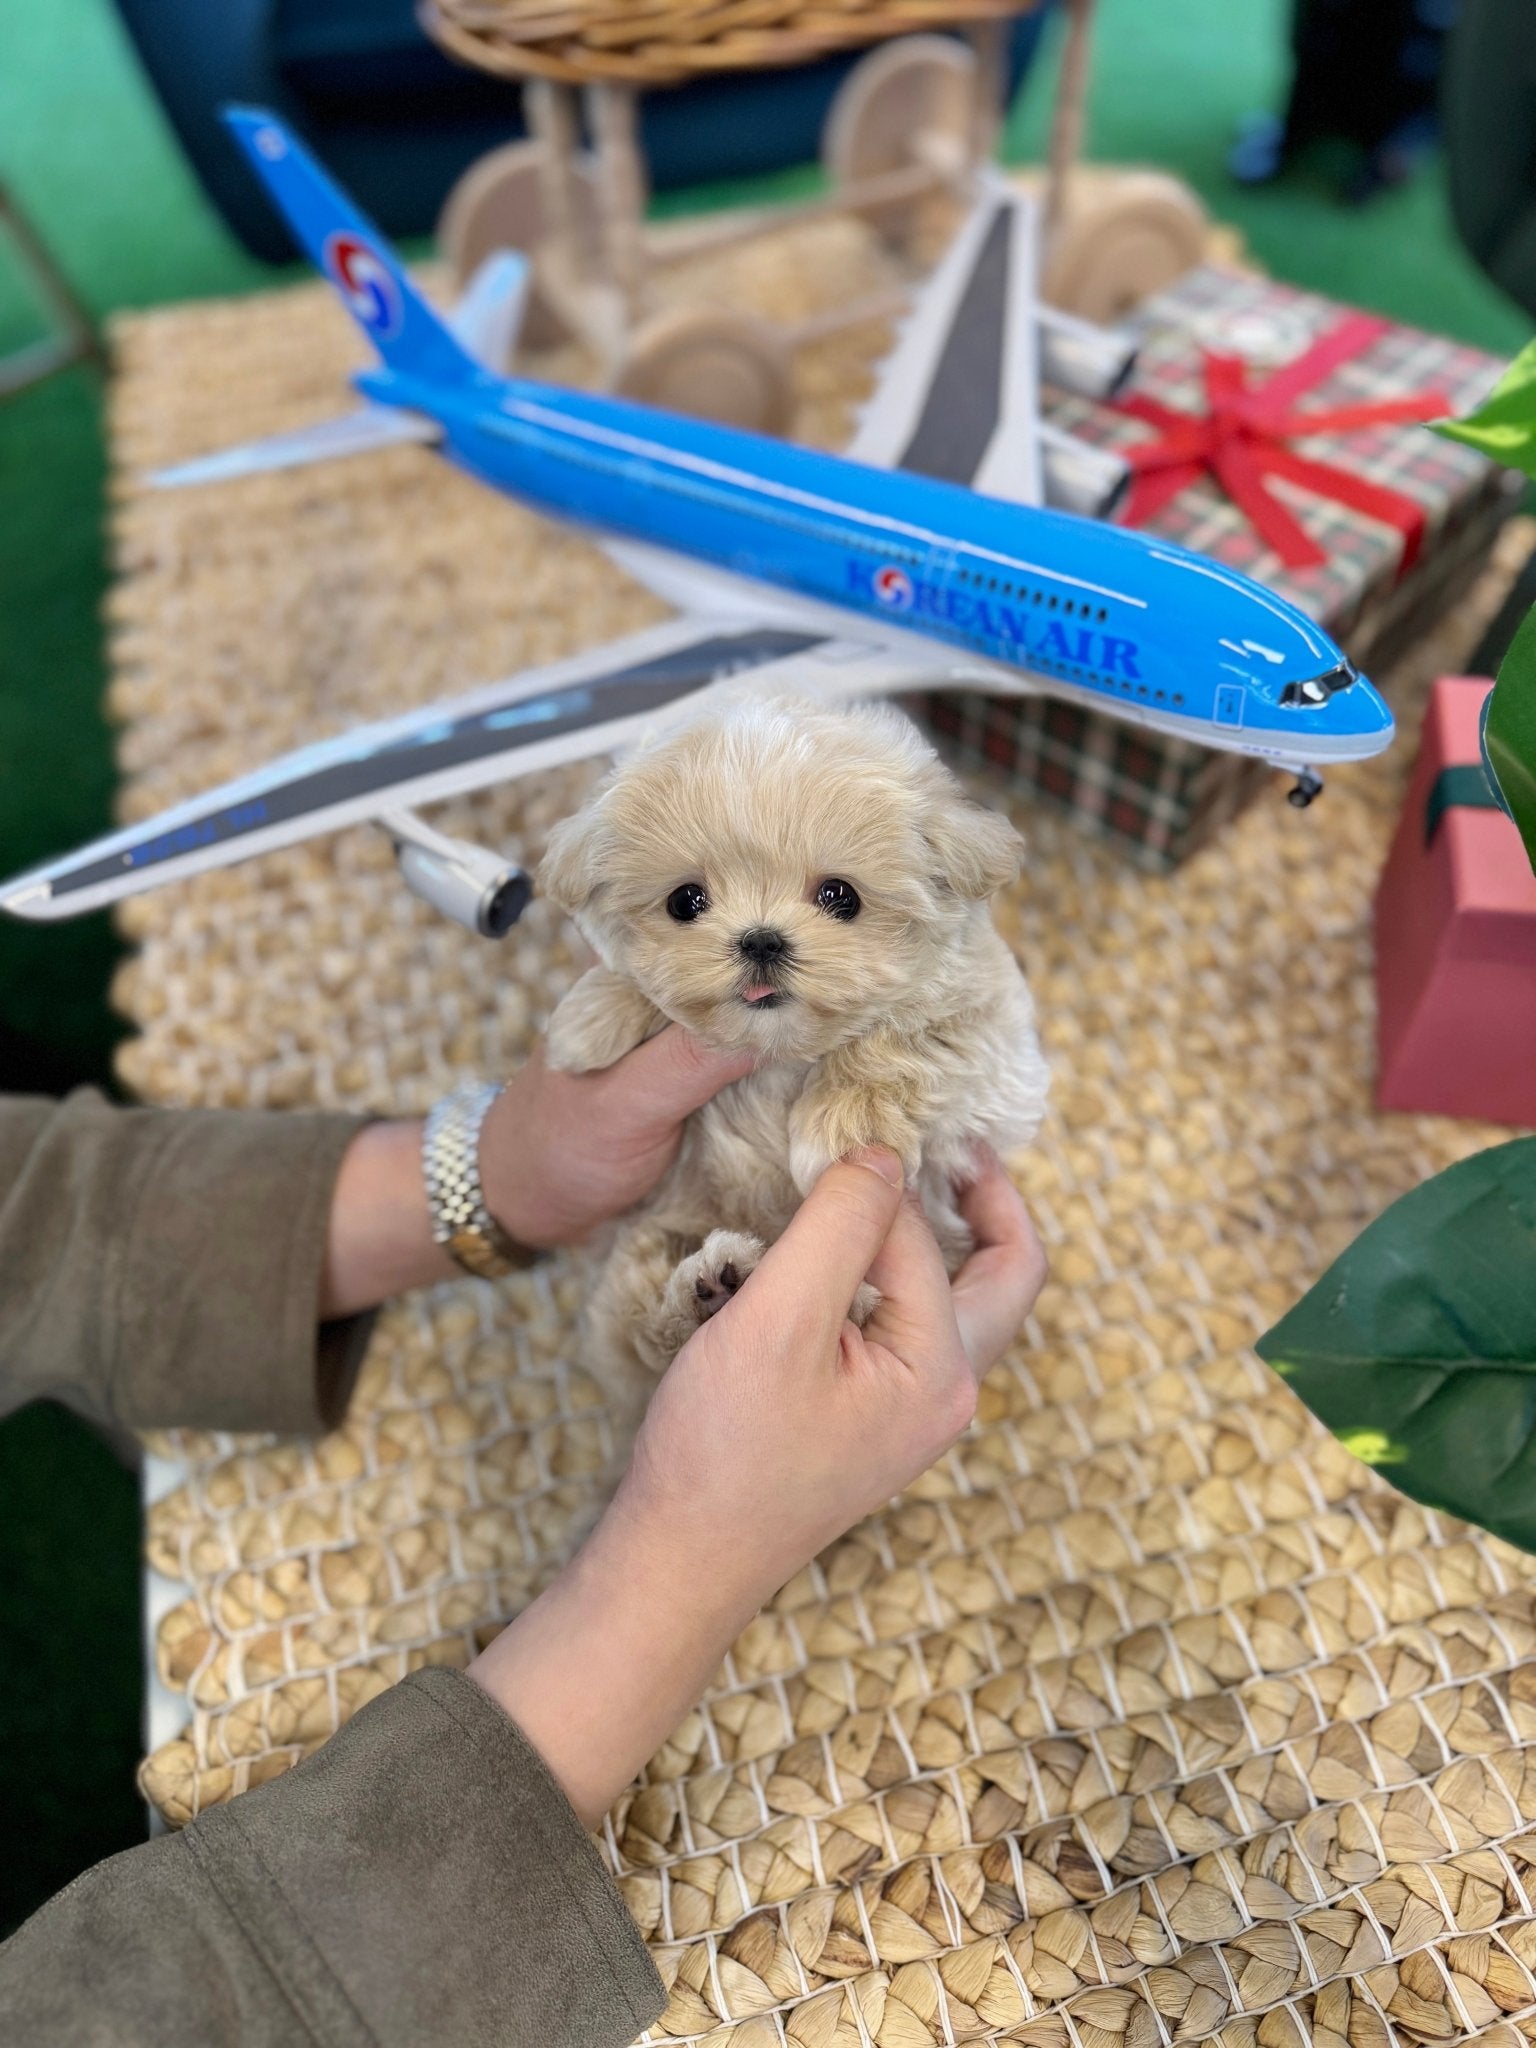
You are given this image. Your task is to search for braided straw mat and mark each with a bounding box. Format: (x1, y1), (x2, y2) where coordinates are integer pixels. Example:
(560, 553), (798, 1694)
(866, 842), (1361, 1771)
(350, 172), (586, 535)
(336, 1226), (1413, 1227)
(420, 0), (1034, 86)
(108, 203), (1536, 2048)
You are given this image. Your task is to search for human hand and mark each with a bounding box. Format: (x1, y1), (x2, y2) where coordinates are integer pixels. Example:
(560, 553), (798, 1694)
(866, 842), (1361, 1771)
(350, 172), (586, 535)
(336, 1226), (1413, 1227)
(317, 1025), (751, 1321)
(622, 1142), (1047, 1610)
(480, 1028), (756, 1251)
(469, 1146), (1044, 1824)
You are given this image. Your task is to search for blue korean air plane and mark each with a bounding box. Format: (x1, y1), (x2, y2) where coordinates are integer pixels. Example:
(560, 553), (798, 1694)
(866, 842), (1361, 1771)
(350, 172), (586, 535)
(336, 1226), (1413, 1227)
(1, 109), (1393, 936)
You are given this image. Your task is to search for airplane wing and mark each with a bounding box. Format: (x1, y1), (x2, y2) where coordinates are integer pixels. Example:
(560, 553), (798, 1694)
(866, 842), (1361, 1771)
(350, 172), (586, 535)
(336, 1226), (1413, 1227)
(847, 178), (1134, 520)
(847, 176), (1046, 505)
(1, 622), (965, 923)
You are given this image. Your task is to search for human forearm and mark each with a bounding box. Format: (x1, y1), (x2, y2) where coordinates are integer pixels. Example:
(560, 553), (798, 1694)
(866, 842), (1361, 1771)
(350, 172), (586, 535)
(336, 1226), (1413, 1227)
(318, 1117), (458, 1317)
(470, 1149), (1045, 1831)
(0, 1018), (749, 1432)
(467, 1481), (767, 1828)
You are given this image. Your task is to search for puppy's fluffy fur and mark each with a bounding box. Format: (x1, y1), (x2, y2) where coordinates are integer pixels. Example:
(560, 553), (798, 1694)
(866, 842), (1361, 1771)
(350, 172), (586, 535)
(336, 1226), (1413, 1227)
(539, 694), (1050, 1418)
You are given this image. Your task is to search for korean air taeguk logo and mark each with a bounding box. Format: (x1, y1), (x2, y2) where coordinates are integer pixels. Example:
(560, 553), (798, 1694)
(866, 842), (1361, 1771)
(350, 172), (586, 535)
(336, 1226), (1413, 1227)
(873, 565), (914, 610)
(323, 232), (403, 339)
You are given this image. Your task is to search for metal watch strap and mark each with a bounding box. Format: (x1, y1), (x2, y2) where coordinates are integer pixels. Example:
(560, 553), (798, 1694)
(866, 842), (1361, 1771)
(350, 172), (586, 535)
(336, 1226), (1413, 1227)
(422, 1081), (539, 1279)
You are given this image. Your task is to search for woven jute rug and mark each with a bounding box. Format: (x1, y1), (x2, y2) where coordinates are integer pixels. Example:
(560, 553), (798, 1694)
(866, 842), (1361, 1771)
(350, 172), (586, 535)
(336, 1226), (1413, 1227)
(106, 203), (1536, 2048)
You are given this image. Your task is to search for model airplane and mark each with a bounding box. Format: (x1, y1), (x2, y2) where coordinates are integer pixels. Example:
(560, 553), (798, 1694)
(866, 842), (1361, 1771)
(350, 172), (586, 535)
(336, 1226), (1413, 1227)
(1, 108), (1393, 938)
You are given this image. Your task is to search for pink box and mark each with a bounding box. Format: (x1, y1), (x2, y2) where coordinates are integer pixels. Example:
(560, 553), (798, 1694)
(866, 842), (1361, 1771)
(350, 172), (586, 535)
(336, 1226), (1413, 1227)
(1374, 676), (1536, 1125)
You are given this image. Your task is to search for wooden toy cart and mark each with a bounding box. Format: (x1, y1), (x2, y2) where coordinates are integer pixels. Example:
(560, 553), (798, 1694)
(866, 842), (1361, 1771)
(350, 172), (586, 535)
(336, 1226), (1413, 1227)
(422, 0), (1208, 429)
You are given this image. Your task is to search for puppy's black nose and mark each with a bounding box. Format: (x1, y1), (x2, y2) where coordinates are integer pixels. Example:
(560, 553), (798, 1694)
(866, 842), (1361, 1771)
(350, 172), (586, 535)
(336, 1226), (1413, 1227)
(738, 927), (787, 965)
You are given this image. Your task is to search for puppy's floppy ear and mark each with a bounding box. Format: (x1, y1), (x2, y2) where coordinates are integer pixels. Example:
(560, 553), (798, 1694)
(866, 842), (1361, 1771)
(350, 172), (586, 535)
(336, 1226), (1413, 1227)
(923, 792), (1023, 900)
(537, 803), (608, 915)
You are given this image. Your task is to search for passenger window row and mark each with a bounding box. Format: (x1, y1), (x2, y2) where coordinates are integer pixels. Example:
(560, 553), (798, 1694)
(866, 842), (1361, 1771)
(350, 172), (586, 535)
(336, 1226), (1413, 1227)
(953, 565), (1110, 624)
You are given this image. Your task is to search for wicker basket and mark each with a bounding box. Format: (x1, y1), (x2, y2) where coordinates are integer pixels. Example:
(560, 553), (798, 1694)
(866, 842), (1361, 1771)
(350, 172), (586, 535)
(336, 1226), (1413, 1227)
(419, 0), (1038, 86)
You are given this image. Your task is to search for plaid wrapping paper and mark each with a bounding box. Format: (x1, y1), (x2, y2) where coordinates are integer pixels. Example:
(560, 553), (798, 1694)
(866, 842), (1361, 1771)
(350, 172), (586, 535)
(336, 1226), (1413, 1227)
(911, 692), (1271, 872)
(1056, 265), (1515, 646)
(915, 266), (1522, 871)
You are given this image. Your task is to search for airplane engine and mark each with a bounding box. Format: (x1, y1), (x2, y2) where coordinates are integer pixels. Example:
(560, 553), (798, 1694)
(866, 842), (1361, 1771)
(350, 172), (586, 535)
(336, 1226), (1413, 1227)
(1037, 422), (1133, 520)
(385, 809), (531, 937)
(1036, 305), (1138, 400)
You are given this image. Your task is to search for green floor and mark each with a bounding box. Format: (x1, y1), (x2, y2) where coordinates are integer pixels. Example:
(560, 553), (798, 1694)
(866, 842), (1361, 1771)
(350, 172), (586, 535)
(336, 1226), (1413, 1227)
(0, 0), (1531, 1940)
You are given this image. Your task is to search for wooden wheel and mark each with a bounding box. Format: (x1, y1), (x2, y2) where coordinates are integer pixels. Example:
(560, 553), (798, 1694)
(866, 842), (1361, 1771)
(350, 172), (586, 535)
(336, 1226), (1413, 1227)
(435, 138), (578, 352)
(821, 35), (978, 252)
(1042, 169), (1209, 324)
(613, 306), (794, 435)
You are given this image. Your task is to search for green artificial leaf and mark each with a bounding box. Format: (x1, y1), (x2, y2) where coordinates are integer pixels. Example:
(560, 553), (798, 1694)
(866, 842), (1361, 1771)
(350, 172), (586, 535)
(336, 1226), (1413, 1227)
(1433, 335), (1536, 477)
(1485, 599), (1536, 876)
(1256, 1139), (1536, 1552)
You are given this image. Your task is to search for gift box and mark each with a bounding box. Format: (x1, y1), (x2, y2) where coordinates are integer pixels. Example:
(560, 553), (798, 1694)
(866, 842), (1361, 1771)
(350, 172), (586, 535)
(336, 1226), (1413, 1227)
(1374, 675), (1536, 1126)
(916, 266), (1523, 871)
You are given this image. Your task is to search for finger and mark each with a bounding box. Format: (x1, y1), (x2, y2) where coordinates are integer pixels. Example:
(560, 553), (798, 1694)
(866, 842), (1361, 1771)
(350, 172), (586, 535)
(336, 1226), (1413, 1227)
(749, 1148), (905, 1342)
(955, 1148), (1042, 1262)
(950, 1161), (1047, 1373)
(602, 1023), (756, 1124)
(861, 1189), (967, 1364)
(863, 1186), (948, 1296)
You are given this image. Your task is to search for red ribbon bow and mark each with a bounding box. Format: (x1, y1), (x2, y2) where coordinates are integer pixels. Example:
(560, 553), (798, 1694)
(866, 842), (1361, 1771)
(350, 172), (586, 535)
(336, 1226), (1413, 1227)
(1116, 311), (1451, 573)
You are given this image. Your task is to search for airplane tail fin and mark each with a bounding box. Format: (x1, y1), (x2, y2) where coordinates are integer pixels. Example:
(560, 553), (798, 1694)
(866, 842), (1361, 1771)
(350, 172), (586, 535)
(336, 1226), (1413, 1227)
(226, 107), (481, 389)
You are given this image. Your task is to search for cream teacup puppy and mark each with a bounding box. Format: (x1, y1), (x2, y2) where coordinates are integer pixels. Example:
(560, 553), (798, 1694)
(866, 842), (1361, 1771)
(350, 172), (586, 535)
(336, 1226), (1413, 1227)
(538, 693), (1049, 1415)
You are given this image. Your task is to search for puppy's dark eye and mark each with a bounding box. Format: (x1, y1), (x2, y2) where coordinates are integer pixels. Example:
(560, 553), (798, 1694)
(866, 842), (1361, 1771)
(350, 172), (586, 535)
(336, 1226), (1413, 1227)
(816, 878), (861, 921)
(666, 883), (709, 923)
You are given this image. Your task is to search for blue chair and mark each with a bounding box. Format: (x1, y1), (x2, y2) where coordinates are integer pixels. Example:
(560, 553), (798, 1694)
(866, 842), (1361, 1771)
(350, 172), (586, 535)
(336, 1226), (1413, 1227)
(114, 0), (1050, 264)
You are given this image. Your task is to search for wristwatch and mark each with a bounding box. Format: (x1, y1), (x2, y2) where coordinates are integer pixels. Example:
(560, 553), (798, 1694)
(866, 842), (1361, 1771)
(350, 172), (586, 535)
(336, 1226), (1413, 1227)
(422, 1080), (541, 1279)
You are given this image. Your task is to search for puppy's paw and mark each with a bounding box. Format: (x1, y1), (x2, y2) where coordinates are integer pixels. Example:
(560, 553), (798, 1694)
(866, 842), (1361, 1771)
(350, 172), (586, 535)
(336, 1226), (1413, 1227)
(654, 1230), (765, 1357)
(678, 1229), (764, 1321)
(546, 966), (665, 1074)
(850, 1280), (881, 1327)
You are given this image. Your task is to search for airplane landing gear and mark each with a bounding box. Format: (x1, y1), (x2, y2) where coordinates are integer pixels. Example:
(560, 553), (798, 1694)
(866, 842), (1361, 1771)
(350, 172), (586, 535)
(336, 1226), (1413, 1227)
(1287, 769), (1324, 809)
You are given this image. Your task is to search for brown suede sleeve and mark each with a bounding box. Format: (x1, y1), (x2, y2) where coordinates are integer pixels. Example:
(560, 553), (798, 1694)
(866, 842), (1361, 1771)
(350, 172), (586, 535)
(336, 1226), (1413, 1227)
(0, 1667), (666, 2048)
(0, 1090), (373, 1433)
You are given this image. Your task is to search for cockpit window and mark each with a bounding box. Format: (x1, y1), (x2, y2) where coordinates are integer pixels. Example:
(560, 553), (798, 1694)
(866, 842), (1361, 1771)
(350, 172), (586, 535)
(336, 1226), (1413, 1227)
(1281, 660), (1358, 708)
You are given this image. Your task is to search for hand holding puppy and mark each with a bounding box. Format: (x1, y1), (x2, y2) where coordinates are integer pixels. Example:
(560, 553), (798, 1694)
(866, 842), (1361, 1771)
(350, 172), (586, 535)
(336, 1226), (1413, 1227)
(318, 1023), (753, 1317)
(469, 1145), (1045, 1827)
(622, 1144), (1046, 1607)
(478, 1025), (756, 1251)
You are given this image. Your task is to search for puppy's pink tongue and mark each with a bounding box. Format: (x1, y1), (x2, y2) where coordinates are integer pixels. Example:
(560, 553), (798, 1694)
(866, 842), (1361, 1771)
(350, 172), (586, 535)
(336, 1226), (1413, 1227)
(742, 984), (775, 1003)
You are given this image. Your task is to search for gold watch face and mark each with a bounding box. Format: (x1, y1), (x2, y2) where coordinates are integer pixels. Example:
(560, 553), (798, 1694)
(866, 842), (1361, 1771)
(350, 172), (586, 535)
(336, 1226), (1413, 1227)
(447, 1228), (515, 1280)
